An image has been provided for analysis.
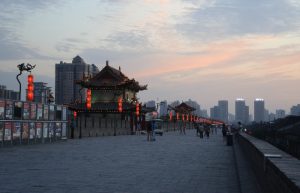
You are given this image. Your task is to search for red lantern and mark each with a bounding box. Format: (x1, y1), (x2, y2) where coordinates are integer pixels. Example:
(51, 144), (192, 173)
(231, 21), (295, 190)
(118, 97), (123, 112)
(186, 114), (189, 121)
(176, 113), (179, 120)
(86, 88), (92, 109)
(169, 111), (172, 121)
(73, 111), (77, 118)
(136, 102), (140, 116)
(27, 74), (34, 101)
(182, 114), (185, 121)
(28, 74), (33, 83)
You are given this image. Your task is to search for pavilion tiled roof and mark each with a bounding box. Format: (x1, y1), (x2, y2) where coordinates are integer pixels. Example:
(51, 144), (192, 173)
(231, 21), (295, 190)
(169, 102), (196, 113)
(77, 62), (147, 92)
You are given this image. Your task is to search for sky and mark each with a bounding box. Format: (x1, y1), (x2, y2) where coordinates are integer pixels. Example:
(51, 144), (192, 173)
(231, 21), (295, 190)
(0, 0), (300, 114)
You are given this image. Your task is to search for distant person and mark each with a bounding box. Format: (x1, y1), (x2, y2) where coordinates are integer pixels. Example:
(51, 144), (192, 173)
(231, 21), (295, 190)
(199, 124), (204, 138)
(204, 124), (210, 138)
(222, 123), (228, 142)
(136, 122), (141, 135)
(146, 121), (152, 141)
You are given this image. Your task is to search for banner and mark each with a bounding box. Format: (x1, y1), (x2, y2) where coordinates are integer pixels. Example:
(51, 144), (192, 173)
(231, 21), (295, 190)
(30, 103), (37, 120)
(0, 100), (4, 119)
(12, 122), (21, 140)
(62, 107), (67, 121)
(5, 100), (13, 119)
(49, 105), (55, 120)
(62, 123), (67, 138)
(43, 105), (49, 120)
(29, 122), (35, 139)
(0, 122), (3, 142)
(36, 122), (42, 139)
(22, 123), (29, 140)
(37, 104), (43, 120)
(23, 102), (30, 119)
(4, 122), (12, 141)
(43, 123), (48, 138)
(55, 122), (61, 137)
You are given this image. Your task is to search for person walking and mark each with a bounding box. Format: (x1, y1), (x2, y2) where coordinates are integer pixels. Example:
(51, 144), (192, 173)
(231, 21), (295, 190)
(222, 123), (228, 142)
(199, 124), (204, 138)
(204, 124), (210, 138)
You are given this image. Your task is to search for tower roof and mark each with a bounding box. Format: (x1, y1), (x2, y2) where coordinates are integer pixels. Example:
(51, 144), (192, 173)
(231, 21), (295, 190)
(77, 62), (147, 92)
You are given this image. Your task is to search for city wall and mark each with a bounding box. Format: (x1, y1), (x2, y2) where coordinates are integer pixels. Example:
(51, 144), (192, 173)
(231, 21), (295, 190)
(237, 133), (300, 193)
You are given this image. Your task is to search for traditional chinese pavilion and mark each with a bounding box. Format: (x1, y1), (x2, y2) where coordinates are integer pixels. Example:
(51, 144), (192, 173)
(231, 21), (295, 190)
(68, 61), (147, 138)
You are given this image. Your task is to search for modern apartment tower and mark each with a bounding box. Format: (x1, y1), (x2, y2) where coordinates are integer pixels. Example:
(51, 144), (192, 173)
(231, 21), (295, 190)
(254, 98), (265, 122)
(55, 56), (99, 105)
(235, 98), (249, 124)
(218, 100), (228, 123)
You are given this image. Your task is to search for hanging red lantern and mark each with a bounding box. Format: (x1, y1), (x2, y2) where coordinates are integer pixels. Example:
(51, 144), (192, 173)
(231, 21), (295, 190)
(27, 74), (34, 101)
(136, 102), (140, 116)
(86, 88), (92, 109)
(182, 114), (185, 121)
(169, 111), (172, 121)
(73, 111), (77, 118)
(176, 113), (179, 120)
(186, 114), (189, 121)
(118, 97), (123, 112)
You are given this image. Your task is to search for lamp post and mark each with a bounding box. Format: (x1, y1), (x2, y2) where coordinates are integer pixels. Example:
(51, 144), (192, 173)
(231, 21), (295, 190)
(16, 63), (36, 100)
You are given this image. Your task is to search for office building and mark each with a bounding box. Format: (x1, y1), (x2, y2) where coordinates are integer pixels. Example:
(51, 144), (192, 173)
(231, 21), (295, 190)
(254, 98), (265, 122)
(159, 100), (168, 116)
(276, 109), (286, 119)
(291, 104), (300, 116)
(55, 55), (99, 105)
(218, 100), (228, 123)
(0, 85), (20, 100)
(210, 106), (220, 120)
(33, 82), (53, 104)
(235, 98), (249, 124)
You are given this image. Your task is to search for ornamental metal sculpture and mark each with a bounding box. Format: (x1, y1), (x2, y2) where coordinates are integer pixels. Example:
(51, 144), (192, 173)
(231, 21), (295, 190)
(16, 63), (36, 100)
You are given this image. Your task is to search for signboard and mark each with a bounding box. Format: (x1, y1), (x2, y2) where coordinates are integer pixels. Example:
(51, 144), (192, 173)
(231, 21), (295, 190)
(0, 100), (4, 119)
(4, 122), (12, 141)
(5, 100), (13, 119)
(36, 122), (42, 139)
(37, 104), (43, 120)
(23, 102), (30, 119)
(30, 103), (37, 120)
(22, 123), (29, 140)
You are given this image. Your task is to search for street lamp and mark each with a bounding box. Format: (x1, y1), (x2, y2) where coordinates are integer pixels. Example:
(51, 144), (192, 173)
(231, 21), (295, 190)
(16, 63), (36, 100)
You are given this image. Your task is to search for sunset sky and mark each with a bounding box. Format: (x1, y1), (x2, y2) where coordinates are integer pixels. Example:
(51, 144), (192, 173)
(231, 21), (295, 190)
(1, 0), (300, 114)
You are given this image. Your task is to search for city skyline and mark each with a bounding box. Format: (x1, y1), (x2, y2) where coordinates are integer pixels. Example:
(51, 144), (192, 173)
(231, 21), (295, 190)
(1, 0), (300, 114)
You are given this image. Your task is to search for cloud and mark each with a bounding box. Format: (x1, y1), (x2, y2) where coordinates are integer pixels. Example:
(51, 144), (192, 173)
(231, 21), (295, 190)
(176, 0), (300, 41)
(0, 0), (63, 60)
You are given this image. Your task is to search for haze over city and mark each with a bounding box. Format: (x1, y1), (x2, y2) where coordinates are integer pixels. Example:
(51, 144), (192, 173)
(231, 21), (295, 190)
(1, 0), (300, 113)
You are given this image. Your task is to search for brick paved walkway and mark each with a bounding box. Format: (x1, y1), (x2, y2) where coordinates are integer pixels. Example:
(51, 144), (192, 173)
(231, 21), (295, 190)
(0, 129), (242, 193)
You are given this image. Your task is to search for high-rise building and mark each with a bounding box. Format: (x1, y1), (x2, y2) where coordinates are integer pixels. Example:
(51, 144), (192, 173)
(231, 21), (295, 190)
(235, 98), (249, 124)
(159, 100), (168, 116)
(290, 104), (300, 116)
(146, 100), (156, 108)
(276, 109), (286, 119)
(33, 82), (53, 104)
(55, 55), (99, 105)
(200, 109), (208, 118)
(218, 100), (228, 123)
(210, 106), (220, 120)
(254, 98), (265, 122)
(0, 85), (20, 100)
(185, 99), (201, 116)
